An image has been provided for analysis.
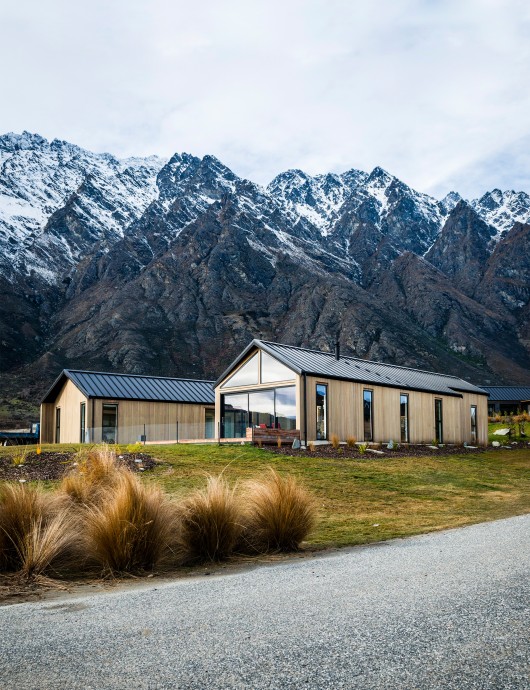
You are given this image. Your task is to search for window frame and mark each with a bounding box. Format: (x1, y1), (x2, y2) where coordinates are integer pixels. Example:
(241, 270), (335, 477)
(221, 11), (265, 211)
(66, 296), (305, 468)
(316, 383), (328, 441)
(470, 405), (477, 443)
(434, 398), (443, 444)
(400, 393), (409, 443)
(363, 389), (374, 442)
(80, 402), (86, 444)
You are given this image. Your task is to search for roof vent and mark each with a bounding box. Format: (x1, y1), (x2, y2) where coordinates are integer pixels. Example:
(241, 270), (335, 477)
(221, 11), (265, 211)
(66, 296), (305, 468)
(335, 340), (340, 360)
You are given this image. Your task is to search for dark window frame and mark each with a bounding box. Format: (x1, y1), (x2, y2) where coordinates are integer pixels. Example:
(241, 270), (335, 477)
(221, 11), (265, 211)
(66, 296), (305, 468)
(470, 405), (477, 443)
(102, 403), (119, 444)
(80, 402), (86, 444)
(363, 389), (374, 442)
(316, 383), (328, 441)
(55, 407), (61, 444)
(434, 398), (443, 444)
(400, 393), (409, 443)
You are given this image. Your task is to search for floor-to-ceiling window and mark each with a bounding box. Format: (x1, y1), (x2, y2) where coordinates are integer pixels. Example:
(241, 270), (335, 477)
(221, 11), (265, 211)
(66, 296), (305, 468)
(102, 404), (118, 444)
(434, 399), (443, 443)
(80, 402), (86, 443)
(316, 384), (327, 440)
(221, 387), (296, 438)
(363, 389), (373, 441)
(400, 393), (409, 443)
(55, 407), (61, 444)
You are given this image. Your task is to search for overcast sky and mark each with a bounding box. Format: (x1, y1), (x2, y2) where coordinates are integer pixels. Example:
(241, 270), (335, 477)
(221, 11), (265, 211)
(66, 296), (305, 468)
(1, 0), (529, 199)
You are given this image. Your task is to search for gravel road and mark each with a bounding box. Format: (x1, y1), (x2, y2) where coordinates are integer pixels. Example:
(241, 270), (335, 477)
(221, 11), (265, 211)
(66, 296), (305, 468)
(2, 515), (529, 690)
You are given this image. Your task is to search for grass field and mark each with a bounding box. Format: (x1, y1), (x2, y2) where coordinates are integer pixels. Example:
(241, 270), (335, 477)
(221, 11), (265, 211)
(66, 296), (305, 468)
(1, 442), (529, 549)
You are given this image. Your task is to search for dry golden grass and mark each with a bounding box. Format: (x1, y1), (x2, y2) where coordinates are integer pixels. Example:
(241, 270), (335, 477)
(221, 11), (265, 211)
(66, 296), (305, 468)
(178, 475), (242, 564)
(84, 471), (178, 574)
(60, 444), (125, 506)
(240, 469), (316, 553)
(330, 433), (340, 450)
(346, 436), (357, 448)
(0, 483), (80, 577)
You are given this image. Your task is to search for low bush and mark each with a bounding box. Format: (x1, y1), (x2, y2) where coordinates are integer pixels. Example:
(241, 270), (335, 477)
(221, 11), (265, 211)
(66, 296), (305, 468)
(178, 475), (242, 564)
(84, 471), (178, 574)
(240, 469), (316, 553)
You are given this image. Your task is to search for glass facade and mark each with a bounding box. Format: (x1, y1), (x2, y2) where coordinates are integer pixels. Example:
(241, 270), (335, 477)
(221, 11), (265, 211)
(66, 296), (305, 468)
(221, 353), (259, 388)
(316, 384), (327, 440)
(363, 389), (373, 442)
(400, 393), (409, 443)
(261, 351), (295, 383)
(222, 386), (296, 438)
(470, 405), (477, 443)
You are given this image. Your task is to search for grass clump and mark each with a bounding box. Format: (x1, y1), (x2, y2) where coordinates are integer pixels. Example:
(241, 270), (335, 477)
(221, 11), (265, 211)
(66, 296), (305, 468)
(84, 472), (177, 574)
(346, 436), (357, 448)
(178, 475), (242, 564)
(330, 434), (340, 450)
(0, 483), (79, 577)
(60, 444), (125, 506)
(240, 469), (316, 553)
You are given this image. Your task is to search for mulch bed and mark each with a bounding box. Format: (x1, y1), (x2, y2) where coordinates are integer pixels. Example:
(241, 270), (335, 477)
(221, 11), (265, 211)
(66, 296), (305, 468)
(0, 451), (156, 482)
(268, 442), (529, 460)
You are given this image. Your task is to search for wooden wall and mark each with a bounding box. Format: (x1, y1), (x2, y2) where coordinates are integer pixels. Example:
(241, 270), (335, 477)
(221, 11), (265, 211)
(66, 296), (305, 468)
(40, 379), (87, 444)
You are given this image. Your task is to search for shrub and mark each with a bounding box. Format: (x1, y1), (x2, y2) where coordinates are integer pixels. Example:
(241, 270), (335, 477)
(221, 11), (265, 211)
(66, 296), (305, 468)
(84, 472), (178, 574)
(11, 448), (28, 467)
(330, 433), (340, 450)
(0, 484), (79, 576)
(308, 441), (315, 452)
(357, 443), (368, 455)
(178, 475), (242, 564)
(346, 436), (357, 448)
(240, 469), (316, 553)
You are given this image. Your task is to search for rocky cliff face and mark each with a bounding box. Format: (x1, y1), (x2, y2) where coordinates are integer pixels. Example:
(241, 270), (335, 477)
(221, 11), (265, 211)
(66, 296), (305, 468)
(1, 131), (530, 425)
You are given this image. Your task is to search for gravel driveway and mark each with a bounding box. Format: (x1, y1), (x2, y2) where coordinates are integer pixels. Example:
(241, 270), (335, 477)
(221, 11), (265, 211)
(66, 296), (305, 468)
(2, 515), (529, 689)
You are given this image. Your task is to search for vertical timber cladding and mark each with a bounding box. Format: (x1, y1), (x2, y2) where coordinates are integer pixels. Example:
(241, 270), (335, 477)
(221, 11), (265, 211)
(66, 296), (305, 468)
(92, 400), (211, 444)
(304, 376), (484, 444)
(41, 379), (87, 444)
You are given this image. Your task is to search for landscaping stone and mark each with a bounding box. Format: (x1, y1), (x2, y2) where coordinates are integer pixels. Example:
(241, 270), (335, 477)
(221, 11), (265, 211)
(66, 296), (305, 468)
(366, 449), (384, 455)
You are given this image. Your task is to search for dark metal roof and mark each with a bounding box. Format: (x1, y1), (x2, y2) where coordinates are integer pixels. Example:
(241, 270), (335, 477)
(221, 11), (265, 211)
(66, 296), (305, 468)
(42, 370), (215, 405)
(215, 339), (488, 398)
(479, 386), (530, 402)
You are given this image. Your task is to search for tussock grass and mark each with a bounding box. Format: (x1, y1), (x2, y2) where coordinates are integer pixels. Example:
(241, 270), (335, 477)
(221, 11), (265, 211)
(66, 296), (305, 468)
(60, 444), (125, 505)
(178, 475), (242, 564)
(240, 469), (316, 553)
(84, 472), (178, 574)
(330, 434), (340, 450)
(0, 483), (79, 576)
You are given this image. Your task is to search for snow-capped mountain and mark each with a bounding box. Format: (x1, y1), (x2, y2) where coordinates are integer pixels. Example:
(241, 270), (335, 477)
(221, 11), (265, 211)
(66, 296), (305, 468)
(1, 131), (530, 427)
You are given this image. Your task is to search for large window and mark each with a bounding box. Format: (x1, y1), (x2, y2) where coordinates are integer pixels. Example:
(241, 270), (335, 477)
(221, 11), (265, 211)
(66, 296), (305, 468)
(261, 351), (295, 383)
(222, 387), (296, 438)
(316, 384), (327, 440)
(434, 398), (443, 443)
(400, 394), (409, 443)
(221, 353), (259, 388)
(205, 409), (215, 439)
(102, 404), (118, 444)
(80, 403), (86, 444)
(363, 390), (373, 442)
(470, 405), (477, 443)
(55, 407), (61, 444)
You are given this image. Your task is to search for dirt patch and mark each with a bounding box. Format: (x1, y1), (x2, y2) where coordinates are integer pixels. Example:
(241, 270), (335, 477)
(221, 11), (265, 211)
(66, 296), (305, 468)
(267, 442), (529, 460)
(0, 451), (157, 482)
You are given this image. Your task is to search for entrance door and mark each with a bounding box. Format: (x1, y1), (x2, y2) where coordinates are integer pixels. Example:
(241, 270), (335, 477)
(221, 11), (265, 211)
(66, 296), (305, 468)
(102, 404), (118, 443)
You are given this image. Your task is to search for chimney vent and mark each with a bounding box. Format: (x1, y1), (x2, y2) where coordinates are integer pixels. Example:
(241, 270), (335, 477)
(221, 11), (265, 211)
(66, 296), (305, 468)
(335, 340), (340, 360)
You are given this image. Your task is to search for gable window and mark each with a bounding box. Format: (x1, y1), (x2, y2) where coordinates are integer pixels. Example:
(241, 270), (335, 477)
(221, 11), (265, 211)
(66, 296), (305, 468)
(470, 405), (477, 443)
(221, 353), (259, 388)
(55, 407), (61, 444)
(80, 403), (86, 444)
(400, 394), (409, 443)
(260, 351), (295, 383)
(316, 384), (328, 440)
(434, 398), (443, 443)
(363, 390), (373, 442)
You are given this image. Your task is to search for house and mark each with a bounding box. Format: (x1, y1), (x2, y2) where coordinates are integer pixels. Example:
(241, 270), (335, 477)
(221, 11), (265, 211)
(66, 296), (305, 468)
(214, 340), (489, 445)
(40, 370), (215, 444)
(479, 386), (530, 416)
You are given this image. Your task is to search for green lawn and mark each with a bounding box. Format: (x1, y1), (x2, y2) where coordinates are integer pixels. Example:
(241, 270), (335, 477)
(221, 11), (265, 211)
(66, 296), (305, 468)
(488, 420), (528, 444)
(2, 442), (528, 550)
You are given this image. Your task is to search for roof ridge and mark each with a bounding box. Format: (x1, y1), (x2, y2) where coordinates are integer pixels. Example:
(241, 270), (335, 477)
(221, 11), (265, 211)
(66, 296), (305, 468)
(65, 369), (214, 383)
(257, 340), (467, 382)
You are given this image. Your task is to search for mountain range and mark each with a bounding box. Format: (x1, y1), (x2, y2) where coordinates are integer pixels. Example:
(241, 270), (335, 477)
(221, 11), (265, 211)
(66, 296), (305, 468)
(1, 131), (530, 426)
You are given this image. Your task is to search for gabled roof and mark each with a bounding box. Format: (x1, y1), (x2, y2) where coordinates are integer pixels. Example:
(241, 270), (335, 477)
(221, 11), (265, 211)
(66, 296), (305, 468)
(215, 339), (488, 398)
(479, 386), (530, 402)
(42, 370), (215, 405)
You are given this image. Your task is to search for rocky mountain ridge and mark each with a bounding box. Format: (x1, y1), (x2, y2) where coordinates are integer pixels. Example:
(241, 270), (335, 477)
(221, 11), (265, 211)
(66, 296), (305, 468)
(1, 131), (530, 425)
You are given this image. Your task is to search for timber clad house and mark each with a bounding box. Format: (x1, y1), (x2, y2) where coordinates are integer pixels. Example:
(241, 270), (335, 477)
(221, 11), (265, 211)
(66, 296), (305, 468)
(40, 370), (215, 444)
(41, 340), (489, 446)
(214, 340), (489, 446)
